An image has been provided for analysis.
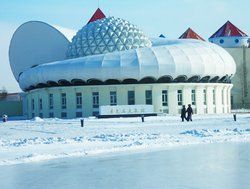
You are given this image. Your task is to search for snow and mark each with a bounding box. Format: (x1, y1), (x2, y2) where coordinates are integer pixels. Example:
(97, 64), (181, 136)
(0, 114), (249, 165)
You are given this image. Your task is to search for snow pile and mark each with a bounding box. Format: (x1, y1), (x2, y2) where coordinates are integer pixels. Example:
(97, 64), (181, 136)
(0, 114), (249, 165)
(31, 117), (44, 122)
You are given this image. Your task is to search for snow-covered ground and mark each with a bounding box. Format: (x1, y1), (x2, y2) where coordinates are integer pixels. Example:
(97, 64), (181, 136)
(0, 114), (250, 165)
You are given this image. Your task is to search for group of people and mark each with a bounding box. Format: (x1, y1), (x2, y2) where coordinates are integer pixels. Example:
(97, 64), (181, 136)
(181, 104), (193, 122)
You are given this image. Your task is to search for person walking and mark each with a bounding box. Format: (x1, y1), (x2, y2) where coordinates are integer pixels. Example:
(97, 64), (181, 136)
(181, 105), (187, 122)
(186, 104), (193, 121)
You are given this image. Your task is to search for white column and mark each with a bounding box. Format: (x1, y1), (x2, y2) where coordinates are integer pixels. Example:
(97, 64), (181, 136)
(168, 86), (178, 114)
(196, 86), (204, 114)
(135, 85), (145, 105)
(215, 86), (223, 114)
(183, 86), (191, 106)
(153, 85), (162, 113)
(206, 86), (214, 114)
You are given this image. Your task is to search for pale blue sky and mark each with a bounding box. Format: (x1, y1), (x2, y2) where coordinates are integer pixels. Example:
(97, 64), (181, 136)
(1, 0), (250, 38)
(0, 0), (250, 92)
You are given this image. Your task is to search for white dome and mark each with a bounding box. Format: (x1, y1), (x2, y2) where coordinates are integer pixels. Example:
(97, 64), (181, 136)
(19, 39), (236, 91)
(67, 17), (152, 58)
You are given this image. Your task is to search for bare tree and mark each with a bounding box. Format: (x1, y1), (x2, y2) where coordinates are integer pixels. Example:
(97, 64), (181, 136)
(0, 87), (8, 99)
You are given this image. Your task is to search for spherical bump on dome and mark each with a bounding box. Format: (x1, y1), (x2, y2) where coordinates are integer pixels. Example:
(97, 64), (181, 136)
(66, 17), (152, 59)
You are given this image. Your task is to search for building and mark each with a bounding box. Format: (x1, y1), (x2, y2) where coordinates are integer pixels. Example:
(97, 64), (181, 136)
(209, 21), (250, 109)
(9, 9), (236, 119)
(0, 92), (23, 117)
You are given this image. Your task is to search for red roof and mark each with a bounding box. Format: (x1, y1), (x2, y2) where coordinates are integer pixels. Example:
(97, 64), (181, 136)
(179, 28), (205, 41)
(210, 21), (248, 39)
(88, 8), (106, 24)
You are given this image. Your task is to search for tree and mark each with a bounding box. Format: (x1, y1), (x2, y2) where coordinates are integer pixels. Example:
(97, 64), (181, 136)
(0, 87), (8, 99)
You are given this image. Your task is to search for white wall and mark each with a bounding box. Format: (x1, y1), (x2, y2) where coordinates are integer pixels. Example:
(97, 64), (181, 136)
(24, 83), (233, 119)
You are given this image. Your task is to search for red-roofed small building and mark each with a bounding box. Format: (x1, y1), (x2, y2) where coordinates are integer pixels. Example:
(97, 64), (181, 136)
(88, 8), (106, 24)
(179, 28), (205, 41)
(209, 21), (249, 48)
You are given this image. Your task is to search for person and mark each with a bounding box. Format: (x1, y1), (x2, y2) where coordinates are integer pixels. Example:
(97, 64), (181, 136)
(186, 104), (193, 121)
(181, 105), (187, 122)
(2, 114), (8, 122)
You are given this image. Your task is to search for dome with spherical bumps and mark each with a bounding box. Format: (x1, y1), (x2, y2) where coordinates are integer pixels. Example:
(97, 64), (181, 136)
(66, 17), (152, 58)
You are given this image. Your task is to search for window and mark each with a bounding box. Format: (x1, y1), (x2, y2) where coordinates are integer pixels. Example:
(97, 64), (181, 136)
(162, 90), (168, 106)
(145, 90), (152, 105)
(191, 90), (196, 105)
(32, 113), (35, 118)
(92, 92), (99, 108)
(49, 112), (54, 118)
(39, 99), (43, 110)
(128, 91), (135, 105)
(110, 91), (117, 106)
(49, 94), (54, 110)
(31, 99), (35, 111)
(61, 93), (67, 109)
(203, 89), (207, 105)
(39, 113), (43, 118)
(76, 93), (82, 109)
(61, 112), (67, 118)
(76, 112), (83, 118)
(235, 39), (239, 44)
(213, 89), (216, 105)
(92, 111), (99, 116)
(177, 90), (183, 106)
(220, 39), (224, 44)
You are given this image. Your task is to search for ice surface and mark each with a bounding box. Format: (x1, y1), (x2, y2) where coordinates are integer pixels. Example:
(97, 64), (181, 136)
(0, 142), (249, 189)
(0, 114), (249, 165)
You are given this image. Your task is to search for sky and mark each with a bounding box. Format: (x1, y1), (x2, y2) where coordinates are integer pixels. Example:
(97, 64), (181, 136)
(0, 0), (250, 92)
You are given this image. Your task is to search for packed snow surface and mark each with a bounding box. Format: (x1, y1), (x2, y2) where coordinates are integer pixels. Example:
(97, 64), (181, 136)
(0, 114), (249, 165)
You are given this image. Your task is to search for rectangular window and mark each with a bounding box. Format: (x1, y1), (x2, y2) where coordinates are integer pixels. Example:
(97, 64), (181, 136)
(32, 113), (35, 118)
(110, 91), (117, 106)
(177, 90), (183, 106)
(128, 91), (135, 105)
(61, 112), (67, 118)
(49, 112), (54, 118)
(39, 113), (43, 118)
(145, 90), (152, 105)
(92, 92), (99, 108)
(76, 93), (82, 109)
(92, 111), (99, 116)
(49, 94), (54, 110)
(213, 89), (216, 105)
(31, 99), (35, 111)
(76, 112), (83, 118)
(191, 90), (196, 105)
(61, 93), (67, 109)
(203, 89), (207, 105)
(39, 98), (43, 110)
(162, 90), (168, 106)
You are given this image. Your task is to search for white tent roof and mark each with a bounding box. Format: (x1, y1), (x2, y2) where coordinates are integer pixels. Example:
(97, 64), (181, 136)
(19, 39), (236, 90)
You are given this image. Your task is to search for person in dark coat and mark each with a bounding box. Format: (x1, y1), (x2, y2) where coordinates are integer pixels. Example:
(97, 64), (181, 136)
(181, 105), (187, 122)
(186, 104), (193, 121)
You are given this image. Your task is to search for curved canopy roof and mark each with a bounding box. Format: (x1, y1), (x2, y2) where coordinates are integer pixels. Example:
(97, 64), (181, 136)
(9, 21), (75, 81)
(19, 39), (236, 91)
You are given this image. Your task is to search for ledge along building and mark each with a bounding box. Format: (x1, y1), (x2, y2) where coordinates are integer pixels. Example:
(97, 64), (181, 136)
(9, 9), (236, 118)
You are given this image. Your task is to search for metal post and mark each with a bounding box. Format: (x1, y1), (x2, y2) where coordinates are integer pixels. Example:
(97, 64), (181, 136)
(233, 114), (236, 121)
(81, 119), (84, 127)
(141, 115), (144, 122)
